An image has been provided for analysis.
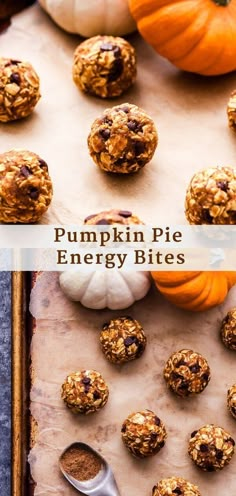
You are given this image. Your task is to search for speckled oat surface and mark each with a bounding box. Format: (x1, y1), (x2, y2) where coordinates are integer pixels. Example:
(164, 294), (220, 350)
(29, 272), (236, 496)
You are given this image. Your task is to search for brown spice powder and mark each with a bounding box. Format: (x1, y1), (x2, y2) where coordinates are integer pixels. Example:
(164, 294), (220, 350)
(61, 446), (102, 481)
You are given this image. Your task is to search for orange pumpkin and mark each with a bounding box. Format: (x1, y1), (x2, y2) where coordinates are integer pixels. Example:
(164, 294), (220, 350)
(129, 0), (236, 75)
(151, 271), (236, 311)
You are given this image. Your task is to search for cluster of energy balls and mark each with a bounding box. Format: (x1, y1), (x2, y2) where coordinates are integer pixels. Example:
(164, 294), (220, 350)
(60, 306), (236, 491)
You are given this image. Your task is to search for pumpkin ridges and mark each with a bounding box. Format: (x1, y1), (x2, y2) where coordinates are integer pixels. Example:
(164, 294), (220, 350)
(137, 1), (203, 51)
(149, 5), (211, 63)
(153, 273), (207, 304)
(152, 271), (202, 288)
(173, 8), (235, 73)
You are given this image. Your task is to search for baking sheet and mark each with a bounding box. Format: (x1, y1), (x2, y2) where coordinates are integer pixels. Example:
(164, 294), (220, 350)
(1, 4), (236, 225)
(29, 271), (236, 496)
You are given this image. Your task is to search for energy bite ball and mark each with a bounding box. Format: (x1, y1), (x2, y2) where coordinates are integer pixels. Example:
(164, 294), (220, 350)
(73, 35), (136, 99)
(188, 424), (235, 471)
(0, 149), (52, 223)
(152, 477), (201, 496)
(88, 103), (158, 174)
(227, 90), (236, 131)
(61, 370), (109, 415)
(163, 349), (210, 397)
(227, 384), (236, 419)
(84, 209), (142, 225)
(220, 308), (236, 350)
(0, 57), (40, 122)
(121, 410), (167, 458)
(100, 316), (147, 364)
(185, 166), (236, 224)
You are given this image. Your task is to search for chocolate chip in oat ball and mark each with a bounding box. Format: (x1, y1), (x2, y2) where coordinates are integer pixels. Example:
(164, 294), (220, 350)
(152, 477), (201, 496)
(155, 416), (161, 426)
(99, 128), (111, 141)
(188, 424), (235, 471)
(100, 316), (146, 364)
(10, 72), (21, 85)
(38, 158), (48, 171)
(82, 377), (91, 385)
(10, 60), (20, 65)
(61, 370), (109, 415)
(96, 219), (110, 225)
(73, 35), (136, 98)
(121, 410), (167, 458)
(20, 165), (32, 178)
(0, 149), (52, 223)
(119, 210), (132, 217)
(164, 349), (211, 397)
(29, 187), (39, 200)
(217, 180), (229, 192)
(88, 103), (158, 174)
(107, 58), (124, 82)
(83, 209), (143, 227)
(0, 57), (40, 122)
(191, 430), (198, 438)
(185, 166), (236, 225)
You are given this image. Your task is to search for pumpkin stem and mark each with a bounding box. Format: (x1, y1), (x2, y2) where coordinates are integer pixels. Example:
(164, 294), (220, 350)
(212, 0), (231, 5)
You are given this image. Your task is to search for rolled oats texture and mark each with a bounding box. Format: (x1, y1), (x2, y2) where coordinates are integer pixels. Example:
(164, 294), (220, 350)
(0, 149), (52, 223)
(0, 57), (40, 122)
(84, 208), (142, 225)
(88, 103), (158, 174)
(152, 477), (201, 496)
(121, 409), (167, 458)
(163, 349), (211, 397)
(185, 166), (236, 224)
(100, 316), (146, 364)
(188, 424), (235, 471)
(227, 384), (236, 419)
(72, 35), (136, 99)
(220, 308), (236, 350)
(227, 90), (236, 131)
(61, 370), (109, 414)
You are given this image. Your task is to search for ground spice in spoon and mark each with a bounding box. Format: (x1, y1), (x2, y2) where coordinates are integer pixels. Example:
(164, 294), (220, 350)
(61, 446), (103, 481)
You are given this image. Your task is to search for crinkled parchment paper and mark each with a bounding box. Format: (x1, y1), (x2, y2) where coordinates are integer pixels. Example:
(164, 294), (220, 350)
(29, 272), (236, 496)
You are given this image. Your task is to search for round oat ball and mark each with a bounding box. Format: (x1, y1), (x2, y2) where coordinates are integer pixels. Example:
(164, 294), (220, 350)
(84, 209), (142, 225)
(0, 149), (52, 223)
(227, 384), (236, 419)
(188, 424), (235, 471)
(0, 57), (40, 122)
(121, 410), (167, 458)
(88, 103), (158, 174)
(220, 308), (236, 350)
(100, 316), (147, 364)
(72, 35), (136, 99)
(152, 477), (201, 496)
(185, 166), (236, 224)
(61, 370), (109, 415)
(163, 349), (210, 397)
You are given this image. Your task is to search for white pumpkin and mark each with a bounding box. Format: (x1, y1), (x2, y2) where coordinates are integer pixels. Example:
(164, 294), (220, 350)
(38, 0), (136, 37)
(59, 271), (151, 310)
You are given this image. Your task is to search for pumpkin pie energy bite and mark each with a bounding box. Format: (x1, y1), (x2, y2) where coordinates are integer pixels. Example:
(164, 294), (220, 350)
(220, 308), (236, 350)
(100, 316), (147, 364)
(61, 370), (109, 414)
(185, 166), (236, 224)
(88, 103), (158, 174)
(188, 425), (235, 471)
(0, 149), (52, 223)
(84, 208), (142, 225)
(0, 57), (40, 122)
(163, 349), (210, 397)
(72, 35), (136, 98)
(227, 384), (236, 419)
(152, 477), (201, 496)
(121, 410), (167, 458)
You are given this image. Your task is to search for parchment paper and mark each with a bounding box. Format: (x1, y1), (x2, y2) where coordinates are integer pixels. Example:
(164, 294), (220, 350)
(29, 272), (236, 496)
(1, 3), (236, 495)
